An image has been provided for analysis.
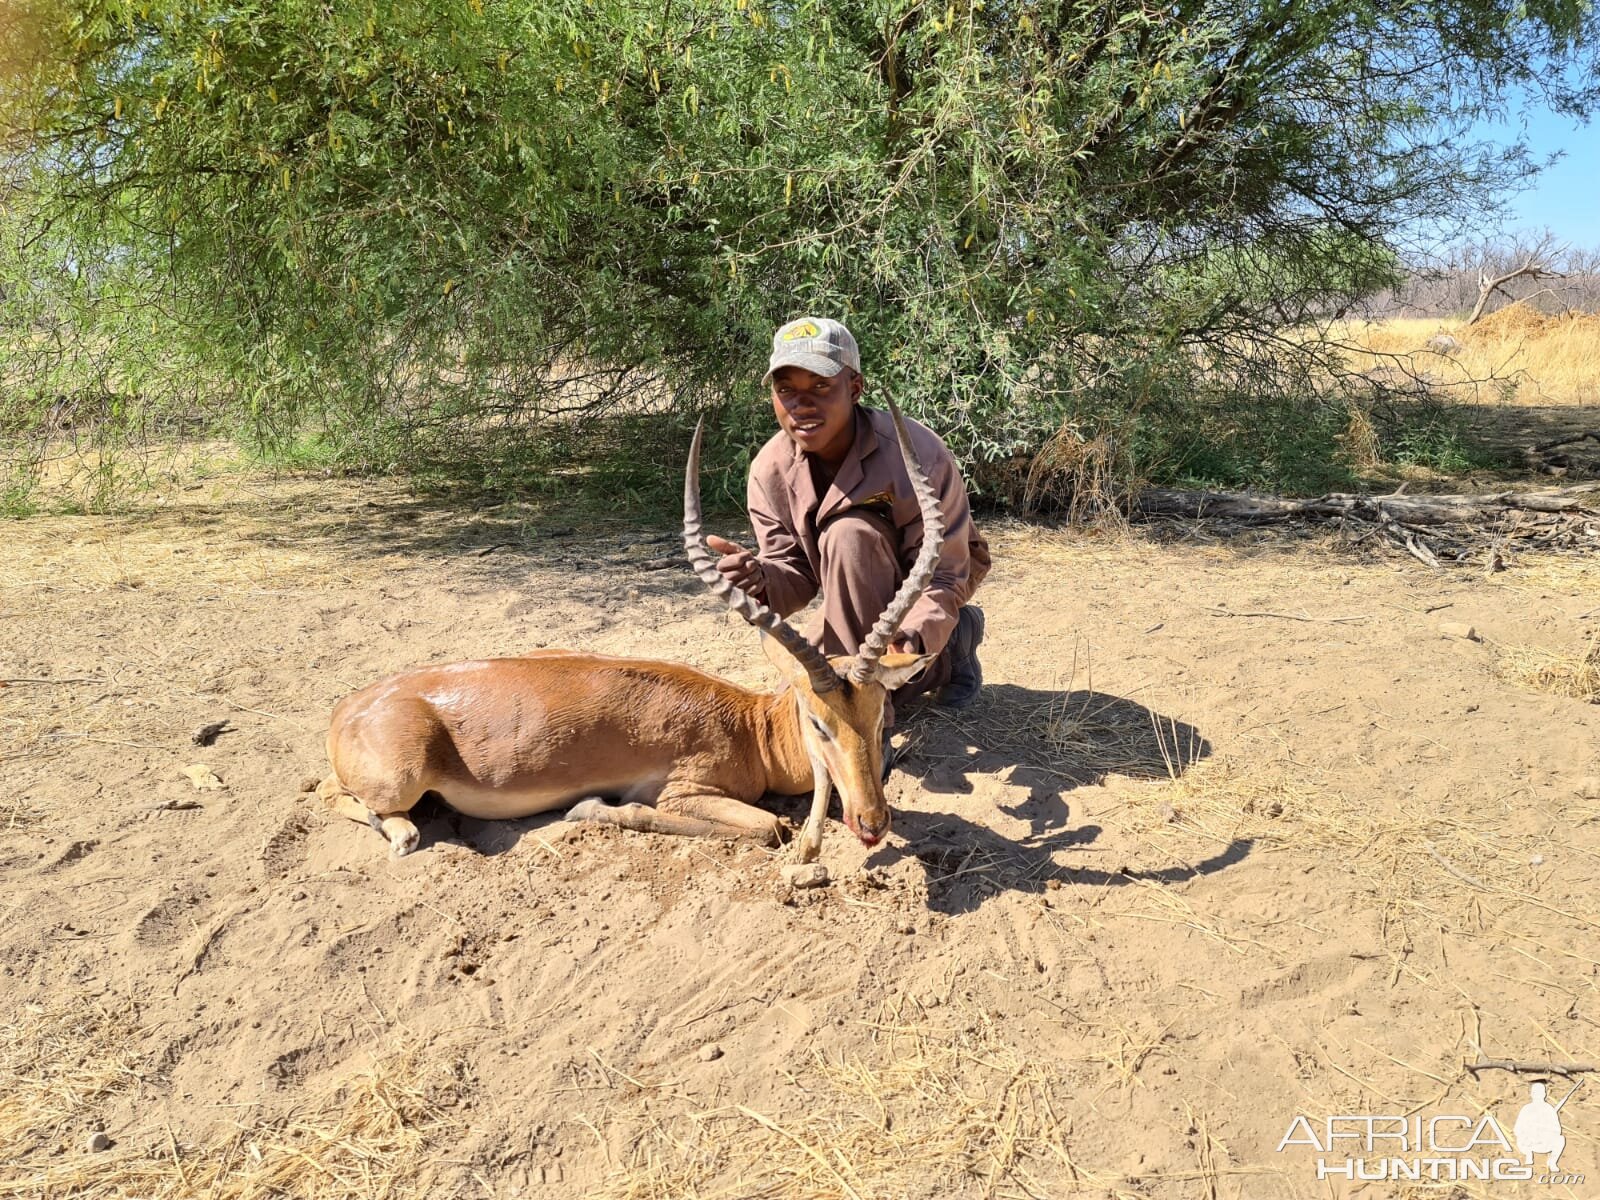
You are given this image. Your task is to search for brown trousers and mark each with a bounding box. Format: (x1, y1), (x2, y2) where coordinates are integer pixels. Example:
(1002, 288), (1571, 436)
(802, 510), (957, 725)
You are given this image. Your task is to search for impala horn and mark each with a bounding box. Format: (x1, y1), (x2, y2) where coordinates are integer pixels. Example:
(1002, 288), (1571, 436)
(684, 420), (842, 695)
(847, 396), (946, 684)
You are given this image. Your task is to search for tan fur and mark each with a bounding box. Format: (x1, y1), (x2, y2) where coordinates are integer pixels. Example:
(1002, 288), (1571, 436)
(318, 646), (930, 858)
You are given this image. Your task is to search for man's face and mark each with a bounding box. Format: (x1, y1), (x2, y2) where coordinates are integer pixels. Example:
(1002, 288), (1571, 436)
(770, 366), (861, 464)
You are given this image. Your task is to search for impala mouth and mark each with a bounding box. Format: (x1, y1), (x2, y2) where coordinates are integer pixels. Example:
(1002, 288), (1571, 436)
(846, 812), (889, 846)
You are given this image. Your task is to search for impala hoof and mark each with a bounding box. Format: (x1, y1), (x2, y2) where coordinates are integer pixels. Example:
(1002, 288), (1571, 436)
(565, 798), (608, 823)
(381, 817), (420, 857)
(796, 828), (823, 864)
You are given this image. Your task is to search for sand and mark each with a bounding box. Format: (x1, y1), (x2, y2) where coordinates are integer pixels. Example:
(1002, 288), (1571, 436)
(2, 473), (1598, 1199)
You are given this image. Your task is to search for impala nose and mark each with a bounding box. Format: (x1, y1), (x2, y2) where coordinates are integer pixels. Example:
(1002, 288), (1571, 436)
(855, 813), (890, 846)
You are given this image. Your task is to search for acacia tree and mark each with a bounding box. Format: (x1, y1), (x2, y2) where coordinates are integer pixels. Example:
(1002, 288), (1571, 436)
(1, 0), (1596, 504)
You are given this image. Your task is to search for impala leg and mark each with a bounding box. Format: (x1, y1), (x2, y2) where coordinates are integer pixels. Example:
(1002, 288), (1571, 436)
(317, 776), (371, 824)
(316, 775), (421, 858)
(566, 799), (727, 840)
(797, 760), (832, 863)
(676, 794), (787, 848)
(567, 793), (784, 847)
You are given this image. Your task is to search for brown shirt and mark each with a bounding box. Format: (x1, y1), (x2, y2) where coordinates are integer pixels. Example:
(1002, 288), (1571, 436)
(748, 406), (991, 656)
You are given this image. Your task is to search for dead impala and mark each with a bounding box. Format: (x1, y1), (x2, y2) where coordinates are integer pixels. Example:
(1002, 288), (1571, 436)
(316, 398), (945, 861)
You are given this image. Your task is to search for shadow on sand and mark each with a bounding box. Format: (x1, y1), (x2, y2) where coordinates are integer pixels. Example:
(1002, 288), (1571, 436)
(864, 681), (1251, 914)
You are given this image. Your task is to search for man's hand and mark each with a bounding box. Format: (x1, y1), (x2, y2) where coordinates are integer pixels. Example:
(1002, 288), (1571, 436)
(706, 535), (766, 597)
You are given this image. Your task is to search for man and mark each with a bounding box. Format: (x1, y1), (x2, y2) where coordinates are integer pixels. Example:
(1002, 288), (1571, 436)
(707, 317), (990, 760)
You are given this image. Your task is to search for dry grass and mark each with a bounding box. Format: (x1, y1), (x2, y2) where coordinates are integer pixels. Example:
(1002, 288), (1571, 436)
(0, 676), (123, 768)
(1496, 634), (1600, 704)
(0, 997), (144, 1172)
(1155, 754), (1489, 905)
(1042, 682), (1207, 782)
(0, 997), (468, 1200)
(920, 624), (1210, 784)
(1337, 402), (1383, 471)
(1022, 424), (1134, 526)
(590, 995), (1277, 1200)
(1333, 305), (1600, 407)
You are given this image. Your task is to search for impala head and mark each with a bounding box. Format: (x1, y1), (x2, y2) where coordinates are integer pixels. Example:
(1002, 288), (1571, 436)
(763, 638), (932, 845)
(684, 395), (947, 848)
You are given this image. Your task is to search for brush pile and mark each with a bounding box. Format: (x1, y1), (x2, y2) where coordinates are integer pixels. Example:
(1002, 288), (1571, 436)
(1134, 482), (1600, 567)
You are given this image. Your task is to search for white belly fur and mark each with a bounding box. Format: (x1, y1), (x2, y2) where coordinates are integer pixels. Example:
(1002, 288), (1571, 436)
(434, 774), (667, 820)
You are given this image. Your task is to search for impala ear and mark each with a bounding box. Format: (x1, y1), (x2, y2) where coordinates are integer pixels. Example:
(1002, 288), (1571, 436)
(869, 651), (936, 692)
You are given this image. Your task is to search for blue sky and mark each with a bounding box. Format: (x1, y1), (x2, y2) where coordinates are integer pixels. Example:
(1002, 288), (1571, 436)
(1471, 101), (1598, 247)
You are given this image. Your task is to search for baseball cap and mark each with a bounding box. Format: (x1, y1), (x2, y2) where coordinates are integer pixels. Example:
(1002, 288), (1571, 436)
(763, 317), (860, 384)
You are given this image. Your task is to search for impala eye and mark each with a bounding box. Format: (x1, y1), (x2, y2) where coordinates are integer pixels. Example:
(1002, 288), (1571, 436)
(809, 714), (833, 741)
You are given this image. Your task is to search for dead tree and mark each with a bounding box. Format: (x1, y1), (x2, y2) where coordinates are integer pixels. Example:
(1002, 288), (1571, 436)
(1466, 236), (1567, 324)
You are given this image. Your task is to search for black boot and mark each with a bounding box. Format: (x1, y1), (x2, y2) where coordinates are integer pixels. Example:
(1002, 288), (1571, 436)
(937, 606), (985, 709)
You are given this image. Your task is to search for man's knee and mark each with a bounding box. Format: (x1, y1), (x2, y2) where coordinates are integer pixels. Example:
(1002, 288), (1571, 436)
(818, 511), (899, 578)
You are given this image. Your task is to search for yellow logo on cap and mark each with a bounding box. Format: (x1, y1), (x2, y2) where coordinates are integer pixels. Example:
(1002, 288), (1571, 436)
(782, 322), (819, 341)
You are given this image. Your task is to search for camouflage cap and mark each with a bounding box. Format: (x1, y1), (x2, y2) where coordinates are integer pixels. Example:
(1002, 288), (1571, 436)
(763, 317), (861, 384)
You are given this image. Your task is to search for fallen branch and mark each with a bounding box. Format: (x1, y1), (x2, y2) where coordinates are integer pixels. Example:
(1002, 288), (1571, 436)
(1424, 841), (1488, 891)
(1206, 608), (1368, 624)
(1384, 516), (1441, 568)
(1135, 483), (1600, 525)
(1465, 1059), (1598, 1077)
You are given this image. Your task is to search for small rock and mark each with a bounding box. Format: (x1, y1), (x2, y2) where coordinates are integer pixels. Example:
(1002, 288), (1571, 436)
(697, 1044), (723, 1062)
(1439, 621), (1481, 642)
(1529, 854), (1545, 867)
(87, 1131), (111, 1153)
(290, 890), (307, 902)
(192, 720), (232, 747)
(1577, 777), (1600, 800)
(179, 764), (224, 791)
(782, 863), (830, 889)
(1046, 878), (1062, 891)
(1157, 802), (1179, 823)
(898, 920), (915, 935)
(298, 776), (321, 794)
(1263, 799), (1285, 818)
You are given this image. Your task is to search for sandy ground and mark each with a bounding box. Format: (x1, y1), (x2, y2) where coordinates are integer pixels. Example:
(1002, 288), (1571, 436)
(2, 469), (1598, 1200)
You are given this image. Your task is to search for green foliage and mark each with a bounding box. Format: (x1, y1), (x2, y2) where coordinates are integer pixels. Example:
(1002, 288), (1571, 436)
(1140, 391), (1366, 494)
(1375, 406), (1502, 475)
(1, 0), (1594, 510)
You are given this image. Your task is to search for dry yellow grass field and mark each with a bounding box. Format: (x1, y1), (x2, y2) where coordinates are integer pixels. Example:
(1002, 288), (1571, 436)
(1334, 304), (1600, 406)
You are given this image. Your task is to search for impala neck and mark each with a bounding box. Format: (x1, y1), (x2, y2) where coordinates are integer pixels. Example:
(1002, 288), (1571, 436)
(756, 688), (816, 795)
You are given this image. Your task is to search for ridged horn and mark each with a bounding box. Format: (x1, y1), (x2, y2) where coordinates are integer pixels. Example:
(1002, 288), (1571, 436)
(847, 397), (946, 684)
(684, 419), (842, 695)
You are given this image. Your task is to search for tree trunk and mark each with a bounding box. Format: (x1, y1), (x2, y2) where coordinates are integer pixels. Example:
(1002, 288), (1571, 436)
(1133, 483), (1600, 524)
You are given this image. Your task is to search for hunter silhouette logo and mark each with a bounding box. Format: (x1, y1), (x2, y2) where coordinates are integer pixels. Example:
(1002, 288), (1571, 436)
(1514, 1081), (1578, 1171)
(1278, 1078), (1585, 1185)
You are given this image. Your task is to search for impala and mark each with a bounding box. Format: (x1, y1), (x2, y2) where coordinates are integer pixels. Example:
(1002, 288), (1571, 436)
(316, 399), (945, 861)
